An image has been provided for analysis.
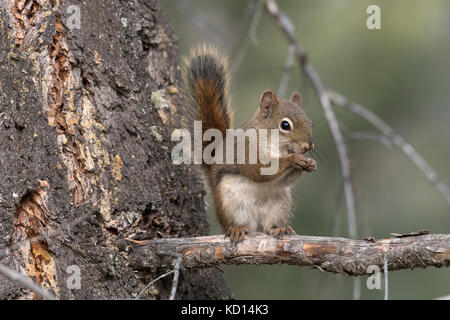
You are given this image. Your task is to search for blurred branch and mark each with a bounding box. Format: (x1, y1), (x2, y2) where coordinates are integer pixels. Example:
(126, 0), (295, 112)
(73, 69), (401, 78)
(136, 270), (175, 300)
(384, 252), (389, 300)
(345, 131), (393, 150)
(135, 251), (182, 300)
(263, 0), (357, 232)
(278, 44), (295, 98)
(230, 0), (264, 74)
(229, 0), (260, 52)
(248, 0), (264, 45)
(169, 254), (183, 300)
(129, 233), (450, 276)
(329, 91), (450, 208)
(0, 264), (56, 300)
(174, 0), (228, 43)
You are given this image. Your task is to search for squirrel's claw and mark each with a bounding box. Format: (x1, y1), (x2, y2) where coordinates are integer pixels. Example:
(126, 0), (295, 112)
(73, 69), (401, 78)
(266, 226), (296, 239)
(226, 226), (249, 245)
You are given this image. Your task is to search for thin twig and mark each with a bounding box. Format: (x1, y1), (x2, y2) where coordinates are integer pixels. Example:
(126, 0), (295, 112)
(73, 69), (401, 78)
(329, 90), (450, 208)
(278, 44), (295, 98)
(169, 254), (183, 300)
(384, 252), (389, 300)
(345, 131), (393, 150)
(230, 40), (251, 76)
(135, 252), (183, 300)
(0, 264), (56, 300)
(248, 0), (264, 45)
(353, 278), (361, 300)
(135, 270), (175, 300)
(331, 184), (345, 237)
(174, 0), (228, 44)
(229, 0), (259, 54)
(230, 0), (264, 75)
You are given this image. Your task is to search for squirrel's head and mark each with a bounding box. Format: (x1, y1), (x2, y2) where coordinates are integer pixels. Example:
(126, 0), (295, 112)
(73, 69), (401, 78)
(258, 89), (314, 156)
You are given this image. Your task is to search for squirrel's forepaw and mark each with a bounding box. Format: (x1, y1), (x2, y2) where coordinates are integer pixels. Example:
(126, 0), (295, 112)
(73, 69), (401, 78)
(266, 226), (296, 239)
(226, 226), (249, 245)
(294, 155), (317, 172)
(303, 158), (317, 171)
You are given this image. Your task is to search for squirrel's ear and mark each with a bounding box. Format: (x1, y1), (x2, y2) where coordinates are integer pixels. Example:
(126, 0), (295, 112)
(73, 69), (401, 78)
(290, 92), (302, 106)
(260, 89), (279, 118)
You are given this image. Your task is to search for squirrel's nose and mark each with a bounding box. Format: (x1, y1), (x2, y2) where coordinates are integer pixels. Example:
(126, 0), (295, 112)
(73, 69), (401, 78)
(300, 142), (312, 153)
(301, 142), (314, 153)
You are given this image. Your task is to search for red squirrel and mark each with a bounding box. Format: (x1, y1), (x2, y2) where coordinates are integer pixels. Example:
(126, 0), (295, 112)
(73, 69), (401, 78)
(182, 45), (316, 244)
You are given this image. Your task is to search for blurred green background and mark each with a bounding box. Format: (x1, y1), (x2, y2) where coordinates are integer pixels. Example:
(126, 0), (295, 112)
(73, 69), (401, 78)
(160, 0), (450, 299)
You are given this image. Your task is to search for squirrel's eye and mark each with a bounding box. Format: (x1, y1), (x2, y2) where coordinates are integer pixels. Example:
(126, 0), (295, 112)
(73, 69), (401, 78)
(279, 118), (293, 133)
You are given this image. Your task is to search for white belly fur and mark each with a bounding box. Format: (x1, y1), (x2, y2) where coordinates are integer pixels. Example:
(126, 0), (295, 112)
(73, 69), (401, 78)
(218, 174), (292, 232)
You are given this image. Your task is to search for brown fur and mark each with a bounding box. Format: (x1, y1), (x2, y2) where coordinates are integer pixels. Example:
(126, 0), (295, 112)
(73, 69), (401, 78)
(194, 77), (230, 139)
(183, 46), (316, 244)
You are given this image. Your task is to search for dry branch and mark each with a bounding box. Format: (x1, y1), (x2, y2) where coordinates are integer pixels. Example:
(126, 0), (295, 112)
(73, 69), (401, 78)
(129, 233), (450, 276)
(329, 91), (450, 208)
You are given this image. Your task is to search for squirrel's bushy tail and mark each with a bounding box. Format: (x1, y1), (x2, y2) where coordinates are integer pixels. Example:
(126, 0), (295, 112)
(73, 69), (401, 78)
(183, 45), (233, 138)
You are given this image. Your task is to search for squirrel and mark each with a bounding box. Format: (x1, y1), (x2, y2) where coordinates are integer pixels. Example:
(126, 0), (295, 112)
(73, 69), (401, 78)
(182, 45), (317, 244)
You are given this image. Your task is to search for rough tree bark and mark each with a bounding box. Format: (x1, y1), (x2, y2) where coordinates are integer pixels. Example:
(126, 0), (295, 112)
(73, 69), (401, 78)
(0, 0), (232, 299)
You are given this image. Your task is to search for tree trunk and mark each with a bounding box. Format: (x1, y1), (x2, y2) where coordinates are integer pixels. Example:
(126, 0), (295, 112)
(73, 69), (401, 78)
(0, 0), (232, 300)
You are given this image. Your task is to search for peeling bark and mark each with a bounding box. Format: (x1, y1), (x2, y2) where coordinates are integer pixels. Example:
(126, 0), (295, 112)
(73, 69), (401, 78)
(0, 0), (232, 299)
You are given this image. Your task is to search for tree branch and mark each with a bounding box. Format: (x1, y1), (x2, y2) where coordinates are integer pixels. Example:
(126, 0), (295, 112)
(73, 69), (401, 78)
(278, 44), (295, 98)
(129, 233), (450, 276)
(329, 90), (450, 208)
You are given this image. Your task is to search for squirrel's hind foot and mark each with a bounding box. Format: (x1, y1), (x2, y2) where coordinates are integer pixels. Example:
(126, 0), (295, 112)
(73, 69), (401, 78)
(225, 226), (249, 245)
(266, 226), (296, 239)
